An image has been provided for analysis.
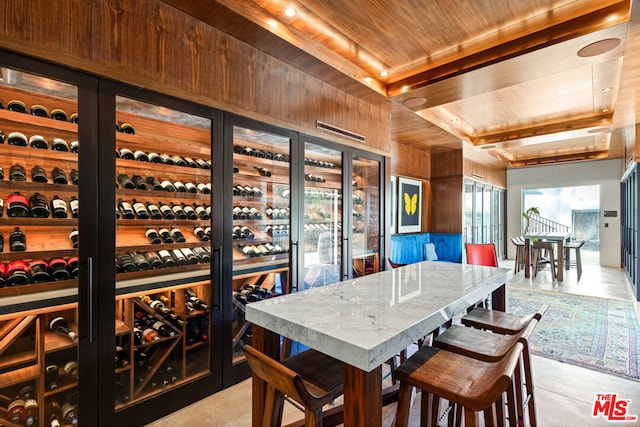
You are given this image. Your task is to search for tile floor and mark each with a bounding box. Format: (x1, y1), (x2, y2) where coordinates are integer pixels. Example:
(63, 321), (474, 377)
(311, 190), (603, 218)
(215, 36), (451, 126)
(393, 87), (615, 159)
(147, 262), (640, 426)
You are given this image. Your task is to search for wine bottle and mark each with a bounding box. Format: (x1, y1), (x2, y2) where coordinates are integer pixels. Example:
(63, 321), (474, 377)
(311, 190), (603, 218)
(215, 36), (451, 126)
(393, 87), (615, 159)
(192, 246), (211, 263)
(117, 173), (135, 189)
(70, 168), (79, 184)
(61, 400), (78, 426)
(145, 228), (161, 244)
(148, 152), (161, 163)
(50, 317), (77, 341)
(181, 202), (198, 220)
(185, 182), (198, 193)
(158, 228), (174, 243)
(46, 365), (60, 390)
(195, 158), (210, 169)
(234, 184), (248, 196)
(159, 153), (174, 164)
(69, 228), (79, 248)
(254, 166), (272, 177)
(171, 155), (187, 166)
(170, 202), (187, 220)
(7, 191), (29, 217)
(29, 192), (50, 218)
(7, 397), (26, 424)
(160, 179), (177, 192)
(170, 227), (186, 243)
(180, 247), (199, 264)
(117, 198), (135, 219)
(132, 175), (149, 190)
(24, 395), (39, 426)
(170, 249), (188, 265)
(134, 348), (148, 366)
(119, 148), (134, 159)
(10, 227), (27, 252)
(131, 199), (149, 219)
(115, 380), (131, 404)
(195, 203), (210, 220)
(152, 320), (175, 337)
(193, 225), (209, 241)
(131, 252), (151, 270)
(48, 398), (62, 427)
(134, 150), (149, 162)
(158, 250), (176, 267)
(182, 156), (198, 168)
(173, 180), (187, 192)
(133, 328), (143, 346)
(69, 196), (79, 218)
(115, 346), (130, 367)
(145, 201), (162, 219)
(158, 201), (175, 219)
(197, 182), (211, 194)
(185, 288), (209, 311)
(142, 327), (161, 342)
(146, 176), (163, 190)
(144, 251), (164, 268)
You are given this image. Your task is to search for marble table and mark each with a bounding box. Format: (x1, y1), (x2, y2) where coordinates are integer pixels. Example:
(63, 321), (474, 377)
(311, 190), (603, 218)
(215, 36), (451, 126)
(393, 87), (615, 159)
(523, 231), (571, 281)
(246, 261), (512, 427)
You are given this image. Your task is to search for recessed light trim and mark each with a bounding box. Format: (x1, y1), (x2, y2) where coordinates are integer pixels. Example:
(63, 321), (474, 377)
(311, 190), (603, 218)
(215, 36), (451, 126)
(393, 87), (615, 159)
(284, 7), (297, 17)
(402, 97), (427, 108)
(363, 76), (372, 83)
(380, 70), (389, 77)
(577, 38), (621, 57)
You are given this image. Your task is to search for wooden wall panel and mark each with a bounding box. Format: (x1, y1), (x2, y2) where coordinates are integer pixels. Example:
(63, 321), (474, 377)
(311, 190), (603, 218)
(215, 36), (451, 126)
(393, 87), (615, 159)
(431, 150), (462, 178)
(391, 142), (430, 180)
(429, 176), (463, 234)
(462, 158), (507, 189)
(0, 0), (390, 153)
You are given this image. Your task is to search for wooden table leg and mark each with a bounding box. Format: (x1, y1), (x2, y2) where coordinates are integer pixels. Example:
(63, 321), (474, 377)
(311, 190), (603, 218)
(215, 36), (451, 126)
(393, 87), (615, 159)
(523, 238), (531, 278)
(556, 240), (564, 282)
(491, 283), (507, 312)
(251, 325), (281, 427)
(343, 364), (382, 427)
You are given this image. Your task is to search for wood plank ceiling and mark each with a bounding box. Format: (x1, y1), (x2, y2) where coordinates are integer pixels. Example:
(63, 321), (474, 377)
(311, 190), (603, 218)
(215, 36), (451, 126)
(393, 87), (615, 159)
(163, 0), (639, 169)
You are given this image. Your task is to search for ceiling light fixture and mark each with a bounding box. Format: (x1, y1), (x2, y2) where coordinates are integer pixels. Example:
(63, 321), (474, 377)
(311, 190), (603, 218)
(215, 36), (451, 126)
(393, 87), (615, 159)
(363, 76), (372, 83)
(284, 7), (297, 17)
(602, 108), (610, 113)
(402, 97), (427, 108)
(380, 70), (389, 77)
(577, 38), (621, 57)
(601, 87), (612, 92)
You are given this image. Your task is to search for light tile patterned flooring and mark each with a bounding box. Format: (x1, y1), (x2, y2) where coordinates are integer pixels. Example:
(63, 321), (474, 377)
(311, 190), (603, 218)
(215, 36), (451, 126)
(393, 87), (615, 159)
(147, 262), (640, 426)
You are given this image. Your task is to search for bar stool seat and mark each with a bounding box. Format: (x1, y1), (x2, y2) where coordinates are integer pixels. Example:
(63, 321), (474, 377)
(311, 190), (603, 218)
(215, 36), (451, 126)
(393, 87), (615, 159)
(433, 313), (544, 426)
(243, 344), (344, 427)
(394, 342), (524, 427)
(512, 237), (526, 274)
(461, 303), (549, 335)
(532, 240), (555, 280)
(564, 240), (585, 281)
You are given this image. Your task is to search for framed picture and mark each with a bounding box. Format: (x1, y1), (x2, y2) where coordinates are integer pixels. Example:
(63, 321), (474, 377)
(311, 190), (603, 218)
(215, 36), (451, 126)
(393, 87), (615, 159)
(397, 177), (422, 233)
(390, 176), (397, 234)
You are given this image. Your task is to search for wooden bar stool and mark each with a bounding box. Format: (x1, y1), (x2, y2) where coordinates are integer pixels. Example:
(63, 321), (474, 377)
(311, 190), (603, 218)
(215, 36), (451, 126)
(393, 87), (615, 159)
(564, 240), (585, 281)
(531, 241), (555, 280)
(394, 342), (524, 427)
(460, 303), (550, 426)
(433, 316), (542, 426)
(512, 237), (526, 274)
(243, 344), (344, 427)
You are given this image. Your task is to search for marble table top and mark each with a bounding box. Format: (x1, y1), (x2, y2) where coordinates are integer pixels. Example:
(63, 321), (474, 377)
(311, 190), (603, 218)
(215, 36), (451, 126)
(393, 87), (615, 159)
(246, 261), (511, 372)
(523, 231), (571, 241)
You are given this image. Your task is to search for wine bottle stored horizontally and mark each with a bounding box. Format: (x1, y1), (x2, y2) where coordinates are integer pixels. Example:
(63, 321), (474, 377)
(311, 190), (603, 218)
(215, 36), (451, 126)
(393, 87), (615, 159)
(185, 288), (209, 311)
(49, 316), (77, 341)
(115, 345), (130, 367)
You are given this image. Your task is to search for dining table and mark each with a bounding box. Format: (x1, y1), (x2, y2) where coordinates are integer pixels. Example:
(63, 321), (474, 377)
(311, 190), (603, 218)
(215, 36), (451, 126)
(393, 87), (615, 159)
(523, 231), (571, 281)
(245, 260), (512, 427)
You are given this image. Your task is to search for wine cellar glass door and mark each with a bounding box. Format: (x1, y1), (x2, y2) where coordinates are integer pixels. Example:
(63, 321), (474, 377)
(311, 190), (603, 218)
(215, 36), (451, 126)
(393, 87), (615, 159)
(0, 64), (86, 426)
(301, 141), (343, 289)
(350, 154), (382, 277)
(113, 95), (215, 414)
(228, 122), (293, 380)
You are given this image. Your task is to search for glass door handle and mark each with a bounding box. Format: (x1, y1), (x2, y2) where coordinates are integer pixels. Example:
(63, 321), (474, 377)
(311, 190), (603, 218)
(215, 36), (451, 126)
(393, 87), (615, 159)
(343, 237), (349, 279)
(290, 241), (298, 292)
(213, 246), (222, 308)
(87, 256), (93, 344)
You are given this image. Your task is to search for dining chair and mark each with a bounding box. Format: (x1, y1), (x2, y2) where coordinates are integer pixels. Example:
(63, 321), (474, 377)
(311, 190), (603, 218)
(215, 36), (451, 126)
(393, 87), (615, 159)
(465, 243), (498, 267)
(511, 237), (526, 274)
(243, 344), (344, 427)
(564, 239), (585, 281)
(531, 240), (556, 280)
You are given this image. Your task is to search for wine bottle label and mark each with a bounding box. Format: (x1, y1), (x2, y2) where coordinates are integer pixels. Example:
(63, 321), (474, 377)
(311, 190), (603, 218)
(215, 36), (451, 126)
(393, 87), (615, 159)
(150, 300), (165, 310)
(52, 199), (67, 210)
(70, 199), (79, 211)
(133, 202), (145, 211)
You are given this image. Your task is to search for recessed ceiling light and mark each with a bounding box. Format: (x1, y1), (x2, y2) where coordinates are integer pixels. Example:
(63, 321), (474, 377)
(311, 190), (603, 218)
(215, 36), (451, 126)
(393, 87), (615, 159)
(380, 70), (389, 77)
(284, 7), (297, 17)
(267, 19), (278, 28)
(602, 108), (610, 113)
(363, 76), (372, 83)
(402, 97), (427, 108)
(577, 38), (621, 57)
(601, 87), (613, 92)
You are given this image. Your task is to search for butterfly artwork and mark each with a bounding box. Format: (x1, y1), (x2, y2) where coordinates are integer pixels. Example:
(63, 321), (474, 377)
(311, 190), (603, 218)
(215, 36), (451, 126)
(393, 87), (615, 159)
(397, 177), (422, 233)
(404, 192), (418, 215)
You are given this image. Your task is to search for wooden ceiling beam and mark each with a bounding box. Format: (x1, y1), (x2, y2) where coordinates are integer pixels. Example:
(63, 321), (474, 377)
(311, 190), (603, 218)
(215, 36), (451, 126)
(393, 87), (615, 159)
(508, 150), (610, 167)
(387, 1), (630, 97)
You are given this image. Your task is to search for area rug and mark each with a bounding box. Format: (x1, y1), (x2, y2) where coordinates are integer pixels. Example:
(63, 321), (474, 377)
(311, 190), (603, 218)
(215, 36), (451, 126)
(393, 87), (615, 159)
(508, 288), (640, 381)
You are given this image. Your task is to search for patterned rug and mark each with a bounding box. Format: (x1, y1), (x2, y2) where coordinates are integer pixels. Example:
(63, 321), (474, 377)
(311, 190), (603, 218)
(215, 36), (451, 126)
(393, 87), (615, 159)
(508, 288), (640, 381)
